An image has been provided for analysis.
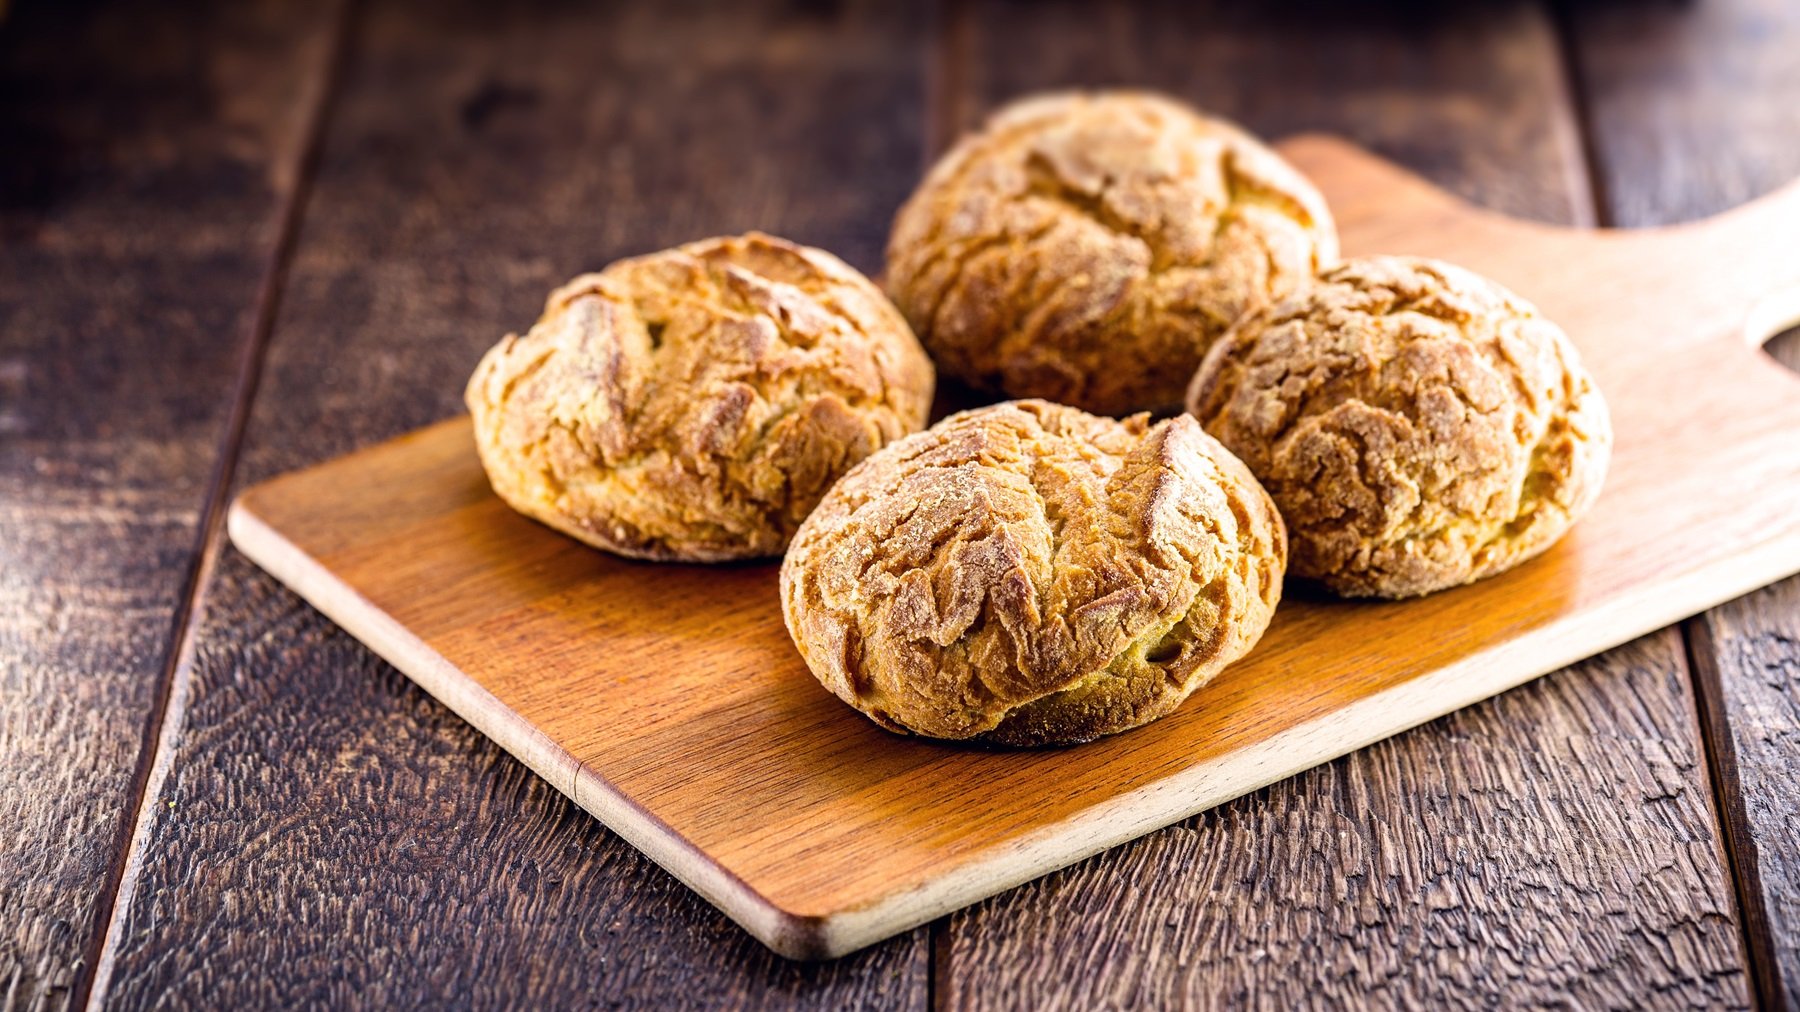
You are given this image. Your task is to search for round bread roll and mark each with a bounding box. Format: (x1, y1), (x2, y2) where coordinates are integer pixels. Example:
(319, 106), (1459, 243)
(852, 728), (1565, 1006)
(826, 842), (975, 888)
(780, 400), (1286, 746)
(466, 233), (935, 562)
(885, 91), (1337, 416)
(1187, 255), (1612, 599)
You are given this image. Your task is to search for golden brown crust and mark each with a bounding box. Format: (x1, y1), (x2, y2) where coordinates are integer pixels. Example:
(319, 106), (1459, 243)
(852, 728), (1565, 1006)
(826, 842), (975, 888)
(1187, 255), (1612, 599)
(779, 400), (1286, 745)
(465, 233), (935, 561)
(885, 91), (1337, 416)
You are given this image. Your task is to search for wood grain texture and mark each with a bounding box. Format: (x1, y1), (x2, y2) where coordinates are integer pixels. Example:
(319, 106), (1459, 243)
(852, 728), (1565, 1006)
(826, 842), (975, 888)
(48, 0), (1794, 1005)
(945, 0), (1593, 225)
(1566, 0), (1800, 1003)
(934, 4), (1758, 1006)
(225, 138), (1800, 971)
(91, 0), (933, 1007)
(1687, 581), (1800, 1012)
(944, 634), (1741, 1009)
(0, 1), (334, 1007)
(1562, 0), (1800, 227)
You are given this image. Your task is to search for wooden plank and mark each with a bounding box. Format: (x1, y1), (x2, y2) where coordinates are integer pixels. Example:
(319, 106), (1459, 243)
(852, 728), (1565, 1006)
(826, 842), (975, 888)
(940, 0), (1594, 225)
(943, 636), (1745, 1007)
(0, 1), (337, 1007)
(219, 134), (1800, 963)
(934, 1), (1753, 1005)
(1563, 0), (1800, 228)
(1565, 0), (1800, 1005)
(1686, 583), (1800, 1011)
(89, 0), (933, 1006)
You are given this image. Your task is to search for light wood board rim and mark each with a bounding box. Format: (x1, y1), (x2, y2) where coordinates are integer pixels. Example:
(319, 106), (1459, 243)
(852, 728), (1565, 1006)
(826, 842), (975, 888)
(227, 490), (1800, 958)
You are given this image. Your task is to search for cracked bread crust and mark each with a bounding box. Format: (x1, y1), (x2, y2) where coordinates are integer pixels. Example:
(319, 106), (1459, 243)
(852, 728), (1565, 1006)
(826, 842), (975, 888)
(885, 91), (1338, 416)
(465, 233), (935, 562)
(1187, 255), (1612, 599)
(780, 400), (1286, 746)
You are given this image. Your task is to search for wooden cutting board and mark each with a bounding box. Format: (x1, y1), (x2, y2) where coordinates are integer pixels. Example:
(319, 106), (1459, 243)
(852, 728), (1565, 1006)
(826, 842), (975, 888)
(228, 136), (1800, 960)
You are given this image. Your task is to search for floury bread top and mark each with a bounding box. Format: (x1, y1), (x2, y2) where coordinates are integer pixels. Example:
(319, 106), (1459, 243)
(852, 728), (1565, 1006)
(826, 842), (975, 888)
(885, 91), (1338, 415)
(1189, 255), (1611, 599)
(465, 232), (935, 562)
(780, 400), (1285, 746)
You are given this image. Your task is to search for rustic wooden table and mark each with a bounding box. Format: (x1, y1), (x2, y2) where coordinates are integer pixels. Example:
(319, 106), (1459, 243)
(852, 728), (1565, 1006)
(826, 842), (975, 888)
(5, 1), (1799, 1008)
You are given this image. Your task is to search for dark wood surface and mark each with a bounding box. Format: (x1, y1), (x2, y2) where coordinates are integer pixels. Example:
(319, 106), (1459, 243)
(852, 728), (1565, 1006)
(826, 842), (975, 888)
(91, 2), (932, 1007)
(1564, 1), (1800, 1006)
(2, 0), (1795, 1008)
(0, 2), (336, 1008)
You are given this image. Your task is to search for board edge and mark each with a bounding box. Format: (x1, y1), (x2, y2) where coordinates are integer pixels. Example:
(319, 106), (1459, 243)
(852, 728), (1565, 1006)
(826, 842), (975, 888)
(226, 477), (1800, 961)
(225, 492), (838, 961)
(797, 521), (1800, 957)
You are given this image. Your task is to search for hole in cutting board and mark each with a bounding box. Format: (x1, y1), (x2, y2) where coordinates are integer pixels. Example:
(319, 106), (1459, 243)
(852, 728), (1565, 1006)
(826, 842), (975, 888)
(1747, 286), (1800, 376)
(1764, 324), (1800, 376)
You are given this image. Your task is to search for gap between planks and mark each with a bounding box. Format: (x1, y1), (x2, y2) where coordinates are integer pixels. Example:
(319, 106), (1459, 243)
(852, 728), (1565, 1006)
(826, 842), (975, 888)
(1685, 617), (1785, 1010)
(74, 2), (361, 1008)
(927, 7), (964, 1007)
(1547, 0), (1608, 230)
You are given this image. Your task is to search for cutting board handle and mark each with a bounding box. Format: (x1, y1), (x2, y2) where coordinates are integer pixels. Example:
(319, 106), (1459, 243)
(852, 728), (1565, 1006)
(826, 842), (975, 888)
(1282, 134), (1800, 370)
(1745, 283), (1800, 351)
